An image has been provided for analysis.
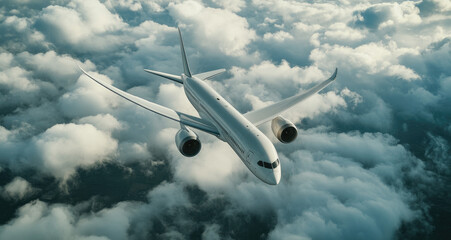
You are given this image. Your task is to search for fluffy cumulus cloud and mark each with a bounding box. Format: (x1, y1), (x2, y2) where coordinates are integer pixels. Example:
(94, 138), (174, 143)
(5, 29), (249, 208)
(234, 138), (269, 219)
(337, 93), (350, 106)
(35, 0), (129, 52)
(29, 123), (118, 182)
(354, 2), (422, 30)
(168, 0), (256, 56)
(0, 182), (190, 240)
(1, 177), (37, 200)
(0, 0), (450, 239)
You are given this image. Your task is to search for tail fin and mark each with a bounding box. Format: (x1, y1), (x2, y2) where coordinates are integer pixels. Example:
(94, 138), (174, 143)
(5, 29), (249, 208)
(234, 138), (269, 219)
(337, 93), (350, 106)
(178, 28), (192, 77)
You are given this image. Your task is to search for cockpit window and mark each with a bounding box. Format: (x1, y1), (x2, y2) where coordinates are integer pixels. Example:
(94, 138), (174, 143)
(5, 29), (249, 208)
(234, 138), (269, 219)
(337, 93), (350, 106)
(258, 159), (280, 169)
(272, 159), (280, 168)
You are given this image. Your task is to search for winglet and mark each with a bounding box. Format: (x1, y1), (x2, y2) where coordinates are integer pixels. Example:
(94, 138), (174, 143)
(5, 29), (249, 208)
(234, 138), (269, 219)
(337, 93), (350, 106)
(178, 28), (192, 77)
(78, 64), (88, 76)
(331, 68), (338, 81)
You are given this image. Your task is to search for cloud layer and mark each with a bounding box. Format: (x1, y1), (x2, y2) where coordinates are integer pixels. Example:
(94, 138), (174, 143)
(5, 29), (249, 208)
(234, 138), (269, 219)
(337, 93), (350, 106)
(0, 0), (450, 239)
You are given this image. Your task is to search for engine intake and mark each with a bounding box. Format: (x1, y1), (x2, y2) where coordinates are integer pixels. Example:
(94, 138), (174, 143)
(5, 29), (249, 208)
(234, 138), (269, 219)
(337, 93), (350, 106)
(271, 116), (298, 143)
(175, 127), (201, 157)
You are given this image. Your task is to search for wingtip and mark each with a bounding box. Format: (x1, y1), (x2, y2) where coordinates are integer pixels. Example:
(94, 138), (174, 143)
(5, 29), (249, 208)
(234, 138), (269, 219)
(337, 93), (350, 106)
(177, 27), (182, 37)
(331, 67), (338, 80)
(78, 65), (87, 75)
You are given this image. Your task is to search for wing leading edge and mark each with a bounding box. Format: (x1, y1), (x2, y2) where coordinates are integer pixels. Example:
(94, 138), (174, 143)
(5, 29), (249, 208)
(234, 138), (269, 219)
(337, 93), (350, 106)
(244, 68), (338, 126)
(79, 67), (219, 136)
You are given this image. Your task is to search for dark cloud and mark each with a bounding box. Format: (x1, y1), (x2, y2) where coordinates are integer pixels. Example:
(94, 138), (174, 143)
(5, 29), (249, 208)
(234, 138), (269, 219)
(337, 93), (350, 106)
(416, 0), (451, 17)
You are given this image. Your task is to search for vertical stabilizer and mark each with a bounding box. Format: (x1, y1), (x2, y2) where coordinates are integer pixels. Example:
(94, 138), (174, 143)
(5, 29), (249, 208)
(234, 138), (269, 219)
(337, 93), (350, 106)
(178, 28), (192, 77)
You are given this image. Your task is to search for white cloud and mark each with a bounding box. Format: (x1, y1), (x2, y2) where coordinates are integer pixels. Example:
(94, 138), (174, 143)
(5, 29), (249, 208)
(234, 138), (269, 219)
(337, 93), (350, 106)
(283, 91), (347, 124)
(2, 177), (36, 200)
(324, 23), (365, 41)
(0, 0), (449, 238)
(151, 126), (244, 191)
(16, 51), (95, 88)
(0, 66), (38, 92)
(310, 42), (421, 81)
(168, 0), (256, 56)
(0, 201), (75, 240)
(29, 123), (118, 182)
(354, 2), (422, 30)
(2, 16), (28, 32)
(228, 60), (329, 95)
(104, 0), (143, 11)
(77, 114), (122, 133)
(36, 0), (129, 52)
(58, 73), (120, 119)
(251, 0), (352, 25)
(218, 61), (341, 120)
(0, 182), (191, 239)
(212, 0), (245, 12)
(0, 52), (14, 69)
(117, 142), (152, 163)
(76, 202), (139, 240)
(263, 30), (294, 42)
(171, 138), (245, 191)
(0, 126), (10, 142)
(222, 130), (425, 240)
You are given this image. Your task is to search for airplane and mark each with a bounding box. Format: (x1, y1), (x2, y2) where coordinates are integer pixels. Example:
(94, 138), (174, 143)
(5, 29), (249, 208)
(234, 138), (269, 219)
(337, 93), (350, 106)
(79, 28), (337, 185)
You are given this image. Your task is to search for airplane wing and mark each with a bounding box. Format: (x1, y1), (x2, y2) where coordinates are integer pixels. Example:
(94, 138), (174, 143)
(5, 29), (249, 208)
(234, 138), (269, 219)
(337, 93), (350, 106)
(244, 68), (337, 126)
(79, 67), (220, 136)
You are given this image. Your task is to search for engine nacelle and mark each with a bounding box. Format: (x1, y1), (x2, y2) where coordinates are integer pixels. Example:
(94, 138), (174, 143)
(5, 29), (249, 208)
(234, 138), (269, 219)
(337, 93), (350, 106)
(175, 127), (201, 157)
(271, 116), (298, 143)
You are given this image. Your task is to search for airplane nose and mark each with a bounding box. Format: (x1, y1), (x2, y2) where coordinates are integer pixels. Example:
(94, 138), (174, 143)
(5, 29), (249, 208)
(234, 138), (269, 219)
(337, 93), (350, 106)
(267, 172), (280, 185)
(275, 171), (281, 184)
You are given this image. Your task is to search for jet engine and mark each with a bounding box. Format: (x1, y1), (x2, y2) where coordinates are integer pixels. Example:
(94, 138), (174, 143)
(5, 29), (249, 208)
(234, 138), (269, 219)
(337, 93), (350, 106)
(175, 127), (201, 157)
(271, 116), (298, 143)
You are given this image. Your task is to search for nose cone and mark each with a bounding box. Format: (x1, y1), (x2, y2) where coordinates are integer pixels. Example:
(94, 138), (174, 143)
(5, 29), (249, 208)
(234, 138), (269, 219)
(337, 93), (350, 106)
(266, 174), (279, 185)
(267, 175), (278, 185)
(275, 168), (281, 184)
(266, 169), (281, 185)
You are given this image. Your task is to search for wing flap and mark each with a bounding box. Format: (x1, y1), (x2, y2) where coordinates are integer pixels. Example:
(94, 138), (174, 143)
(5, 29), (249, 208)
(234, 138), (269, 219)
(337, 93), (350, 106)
(79, 67), (219, 135)
(244, 68), (337, 126)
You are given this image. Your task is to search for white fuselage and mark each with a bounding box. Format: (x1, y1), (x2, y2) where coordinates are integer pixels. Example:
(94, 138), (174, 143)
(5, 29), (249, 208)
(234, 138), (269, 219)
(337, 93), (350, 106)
(182, 74), (281, 185)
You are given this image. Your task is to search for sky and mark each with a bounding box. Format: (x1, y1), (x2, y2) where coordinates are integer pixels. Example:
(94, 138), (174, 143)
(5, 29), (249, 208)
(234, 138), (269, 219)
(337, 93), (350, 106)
(0, 0), (450, 239)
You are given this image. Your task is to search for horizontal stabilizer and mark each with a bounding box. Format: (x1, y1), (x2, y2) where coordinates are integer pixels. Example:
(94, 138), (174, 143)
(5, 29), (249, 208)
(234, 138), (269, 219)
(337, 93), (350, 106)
(194, 69), (226, 80)
(144, 69), (183, 84)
